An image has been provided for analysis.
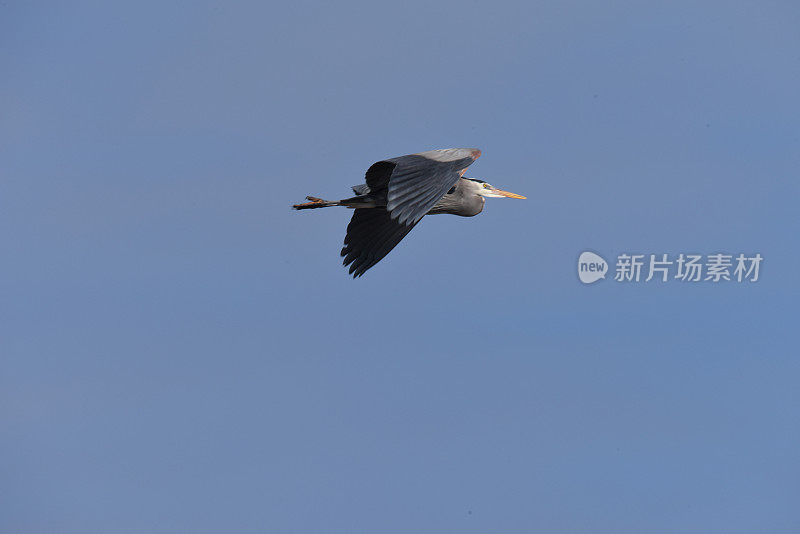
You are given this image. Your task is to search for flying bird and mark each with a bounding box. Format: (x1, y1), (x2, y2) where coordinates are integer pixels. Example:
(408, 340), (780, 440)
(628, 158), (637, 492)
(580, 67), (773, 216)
(293, 148), (525, 277)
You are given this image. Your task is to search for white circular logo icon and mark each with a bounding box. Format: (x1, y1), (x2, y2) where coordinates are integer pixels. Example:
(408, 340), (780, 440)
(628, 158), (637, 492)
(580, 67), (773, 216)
(578, 251), (608, 284)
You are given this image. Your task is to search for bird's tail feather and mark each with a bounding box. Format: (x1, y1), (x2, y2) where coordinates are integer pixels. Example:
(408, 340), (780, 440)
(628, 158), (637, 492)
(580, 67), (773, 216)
(292, 196), (341, 210)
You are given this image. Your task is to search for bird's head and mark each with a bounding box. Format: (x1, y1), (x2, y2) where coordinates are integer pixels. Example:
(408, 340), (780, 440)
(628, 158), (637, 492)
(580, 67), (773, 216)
(467, 178), (527, 199)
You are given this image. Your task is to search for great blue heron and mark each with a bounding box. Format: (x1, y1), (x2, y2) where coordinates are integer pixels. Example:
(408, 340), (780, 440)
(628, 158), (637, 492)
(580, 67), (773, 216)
(293, 148), (525, 277)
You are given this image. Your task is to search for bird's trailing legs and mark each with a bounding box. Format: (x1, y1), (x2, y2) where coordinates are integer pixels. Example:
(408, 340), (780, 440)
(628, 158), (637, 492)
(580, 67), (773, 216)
(292, 196), (341, 210)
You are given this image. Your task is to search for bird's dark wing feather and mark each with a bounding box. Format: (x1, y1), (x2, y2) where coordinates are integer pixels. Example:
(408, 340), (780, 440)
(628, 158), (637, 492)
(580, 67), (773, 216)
(341, 208), (419, 277)
(364, 161), (396, 191)
(385, 148), (480, 225)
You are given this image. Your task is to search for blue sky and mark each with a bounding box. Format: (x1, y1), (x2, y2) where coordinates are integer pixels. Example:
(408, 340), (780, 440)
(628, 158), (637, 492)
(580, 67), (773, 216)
(2, 1), (799, 532)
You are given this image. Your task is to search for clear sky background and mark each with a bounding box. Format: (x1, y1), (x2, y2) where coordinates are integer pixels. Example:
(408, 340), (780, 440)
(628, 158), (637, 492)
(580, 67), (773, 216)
(2, 1), (799, 532)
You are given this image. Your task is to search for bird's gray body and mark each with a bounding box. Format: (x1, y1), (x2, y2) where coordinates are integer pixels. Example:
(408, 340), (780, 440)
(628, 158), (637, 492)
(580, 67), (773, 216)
(293, 148), (523, 277)
(346, 177), (485, 218)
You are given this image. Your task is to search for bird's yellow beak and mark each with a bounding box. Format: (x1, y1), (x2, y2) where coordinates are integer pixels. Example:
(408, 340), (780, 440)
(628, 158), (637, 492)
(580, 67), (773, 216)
(493, 188), (527, 199)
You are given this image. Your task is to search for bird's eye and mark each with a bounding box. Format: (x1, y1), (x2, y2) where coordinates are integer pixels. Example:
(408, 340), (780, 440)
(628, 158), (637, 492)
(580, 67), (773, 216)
(483, 183), (491, 189)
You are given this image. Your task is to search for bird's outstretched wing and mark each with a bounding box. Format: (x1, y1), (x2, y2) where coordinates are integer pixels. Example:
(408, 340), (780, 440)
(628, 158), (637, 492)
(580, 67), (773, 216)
(340, 148), (481, 276)
(365, 148), (481, 225)
(341, 208), (419, 277)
